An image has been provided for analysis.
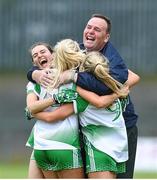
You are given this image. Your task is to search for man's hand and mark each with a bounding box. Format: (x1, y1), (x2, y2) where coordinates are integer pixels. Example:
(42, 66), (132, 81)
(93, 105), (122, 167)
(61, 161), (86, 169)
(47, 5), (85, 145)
(119, 84), (130, 111)
(119, 84), (130, 98)
(32, 69), (54, 88)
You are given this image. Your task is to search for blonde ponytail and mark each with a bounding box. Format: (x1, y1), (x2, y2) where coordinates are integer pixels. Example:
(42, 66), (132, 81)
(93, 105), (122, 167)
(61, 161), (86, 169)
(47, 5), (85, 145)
(48, 39), (85, 89)
(81, 51), (127, 97)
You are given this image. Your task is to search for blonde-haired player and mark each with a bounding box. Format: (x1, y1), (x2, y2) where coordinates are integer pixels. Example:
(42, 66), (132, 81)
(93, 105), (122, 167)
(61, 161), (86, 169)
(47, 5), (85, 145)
(26, 39), (131, 178)
(26, 42), (84, 179)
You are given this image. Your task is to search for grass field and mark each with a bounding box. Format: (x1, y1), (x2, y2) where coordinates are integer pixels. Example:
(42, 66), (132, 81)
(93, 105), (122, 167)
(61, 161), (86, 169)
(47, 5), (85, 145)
(0, 163), (28, 179)
(0, 162), (157, 179)
(134, 172), (157, 179)
(0, 162), (28, 179)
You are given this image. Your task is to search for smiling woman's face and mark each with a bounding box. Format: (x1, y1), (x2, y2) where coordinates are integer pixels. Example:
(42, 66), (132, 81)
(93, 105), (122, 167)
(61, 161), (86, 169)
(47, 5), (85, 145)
(31, 45), (53, 69)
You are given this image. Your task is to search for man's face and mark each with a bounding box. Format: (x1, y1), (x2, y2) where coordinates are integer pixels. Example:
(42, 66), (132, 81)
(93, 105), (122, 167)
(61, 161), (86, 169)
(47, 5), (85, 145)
(83, 17), (110, 51)
(31, 45), (53, 69)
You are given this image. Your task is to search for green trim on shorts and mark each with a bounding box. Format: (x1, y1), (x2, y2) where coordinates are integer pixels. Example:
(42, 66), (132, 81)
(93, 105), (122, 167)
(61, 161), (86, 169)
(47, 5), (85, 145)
(84, 137), (126, 174)
(30, 150), (35, 160)
(34, 149), (83, 171)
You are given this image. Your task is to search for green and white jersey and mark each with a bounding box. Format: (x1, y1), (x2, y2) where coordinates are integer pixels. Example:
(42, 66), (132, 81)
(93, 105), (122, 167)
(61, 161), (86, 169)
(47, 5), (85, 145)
(26, 82), (80, 150)
(74, 96), (128, 163)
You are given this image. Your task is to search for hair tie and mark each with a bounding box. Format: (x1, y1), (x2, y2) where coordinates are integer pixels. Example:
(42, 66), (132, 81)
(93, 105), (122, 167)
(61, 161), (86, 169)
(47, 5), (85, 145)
(93, 63), (101, 72)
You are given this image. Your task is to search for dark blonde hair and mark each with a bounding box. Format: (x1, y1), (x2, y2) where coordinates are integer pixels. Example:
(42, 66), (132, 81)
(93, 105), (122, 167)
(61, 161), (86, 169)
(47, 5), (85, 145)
(80, 51), (126, 96)
(49, 39), (85, 89)
(53, 39), (85, 72)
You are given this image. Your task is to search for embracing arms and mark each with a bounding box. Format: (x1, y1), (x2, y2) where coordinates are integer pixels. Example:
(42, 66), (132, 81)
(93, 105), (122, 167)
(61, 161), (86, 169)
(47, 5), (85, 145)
(26, 84), (129, 123)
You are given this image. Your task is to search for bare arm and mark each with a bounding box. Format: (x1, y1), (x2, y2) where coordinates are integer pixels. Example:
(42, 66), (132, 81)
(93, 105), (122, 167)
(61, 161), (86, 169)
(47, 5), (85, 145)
(27, 92), (55, 114)
(26, 92), (74, 123)
(76, 69), (137, 108)
(33, 104), (74, 123)
(127, 69), (140, 88)
(76, 86), (122, 108)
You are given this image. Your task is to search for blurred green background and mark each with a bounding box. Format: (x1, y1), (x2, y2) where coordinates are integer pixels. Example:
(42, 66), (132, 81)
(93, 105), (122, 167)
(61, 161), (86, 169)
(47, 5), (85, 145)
(0, 0), (157, 178)
(0, 162), (157, 179)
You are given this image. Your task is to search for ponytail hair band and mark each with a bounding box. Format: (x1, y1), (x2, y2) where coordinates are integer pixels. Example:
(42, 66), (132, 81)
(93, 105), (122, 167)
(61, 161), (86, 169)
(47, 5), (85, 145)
(93, 63), (102, 72)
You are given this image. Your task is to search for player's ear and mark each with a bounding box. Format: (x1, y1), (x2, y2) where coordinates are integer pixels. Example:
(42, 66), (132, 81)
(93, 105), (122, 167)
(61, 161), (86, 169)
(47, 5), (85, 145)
(104, 33), (110, 43)
(32, 59), (35, 65)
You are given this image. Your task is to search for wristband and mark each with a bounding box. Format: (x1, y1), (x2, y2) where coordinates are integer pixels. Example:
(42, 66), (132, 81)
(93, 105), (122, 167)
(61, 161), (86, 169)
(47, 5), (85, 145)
(25, 107), (34, 120)
(73, 72), (78, 83)
(53, 94), (59, 104)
